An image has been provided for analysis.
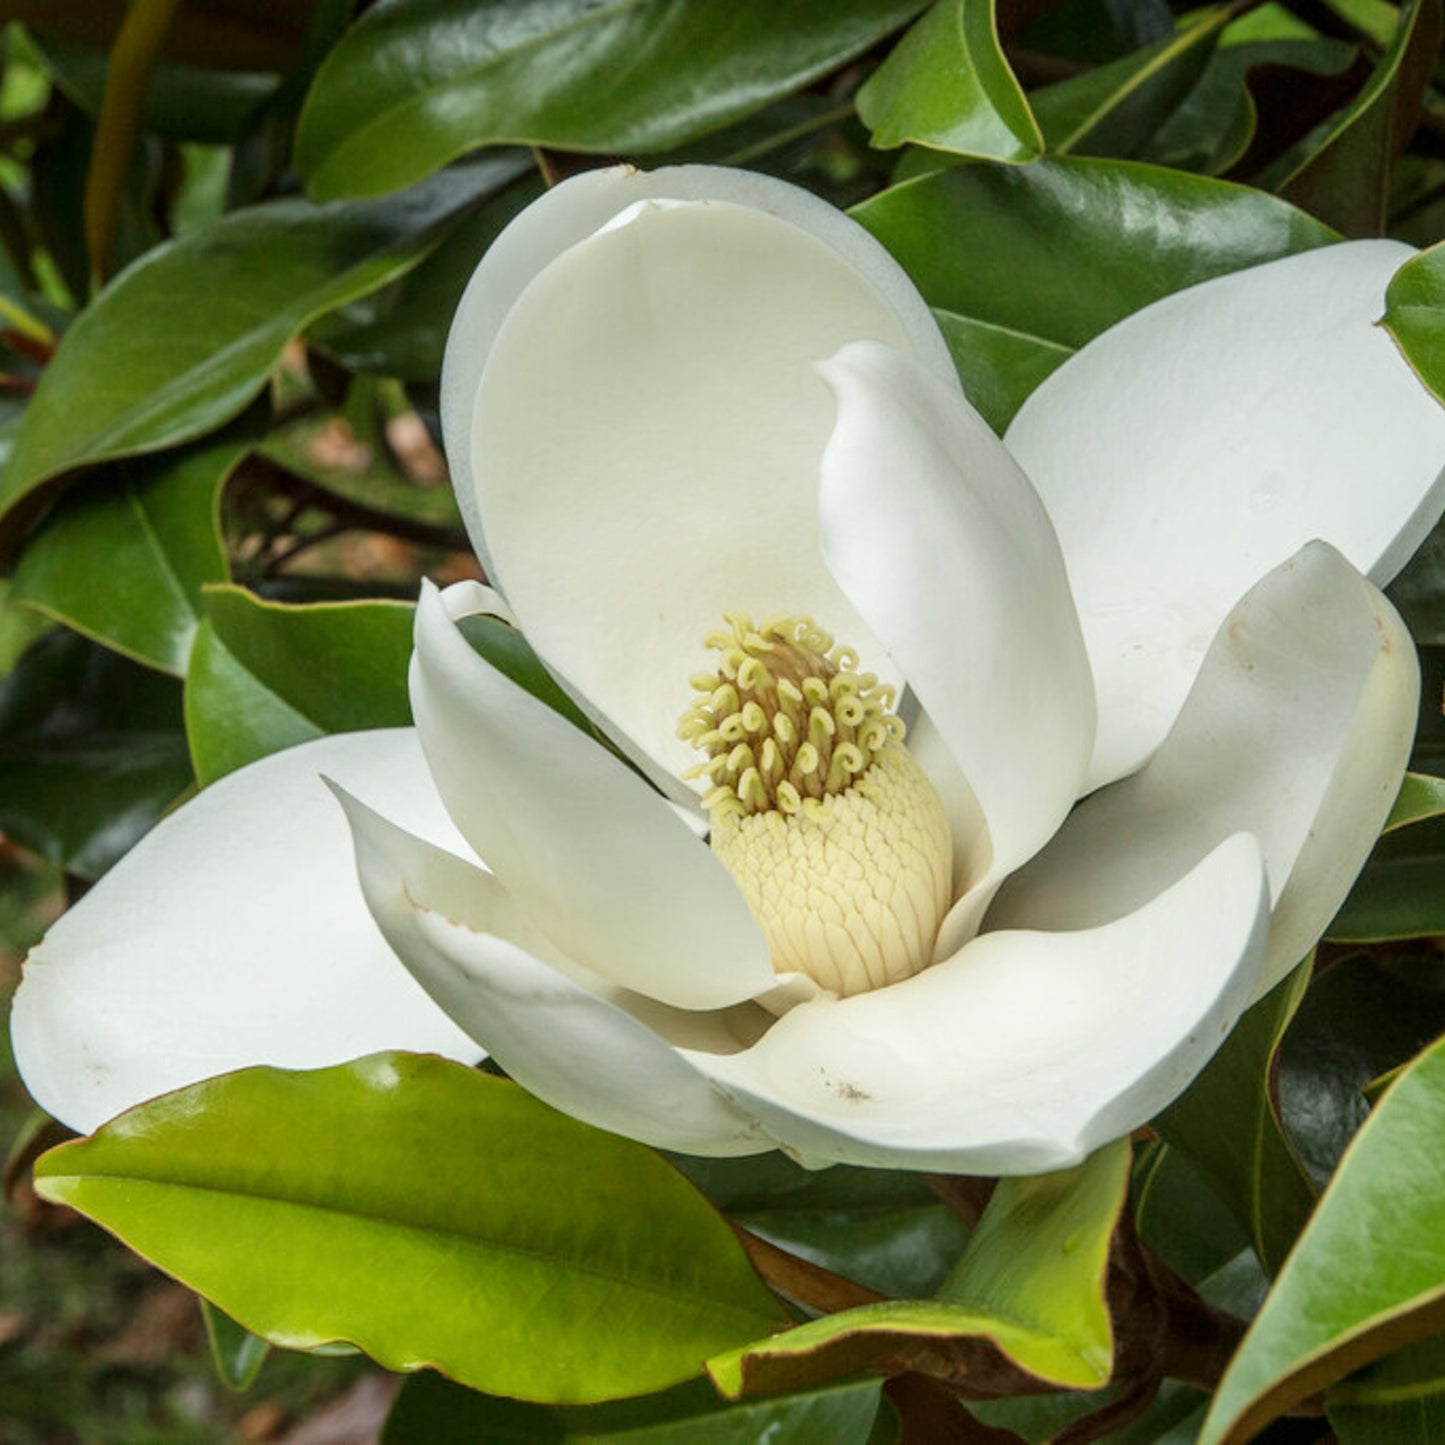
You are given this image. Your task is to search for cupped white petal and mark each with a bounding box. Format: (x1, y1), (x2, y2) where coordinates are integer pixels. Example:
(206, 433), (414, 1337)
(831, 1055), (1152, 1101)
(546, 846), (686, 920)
(1006, 240), (1445, 786)
(10, 729), (479, 1135)
(410, 580), (775, 1010)
(461, 181), (958, 782)
(333, 786), (771, 1158)
(989, 543), (1418, 998)
(693, 835), (1269, 1174)
(818, 341), (1094, 892)
(442, 163), (954, 578)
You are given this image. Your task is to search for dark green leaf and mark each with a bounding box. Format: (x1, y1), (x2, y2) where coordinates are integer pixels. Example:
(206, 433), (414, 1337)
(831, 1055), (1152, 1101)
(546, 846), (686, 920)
(852, 156), (1337, 357)
(1155, 964), (1317, 1276)
(201, 1300), (271, 1392)
(1329, 1334), (1445, 1443)
(383, 1372), (884, 1444)
(1030, 8), (1231, 159)
(295, 0), (926, 201)
(931, 311), (1070, 433)
(9, 424), (252, 674)
(35, 1054), (786, 1404)
(0, 162), (508, 552)
(1199, 1032), (1445, 1443)
(0, 627), (192, 877)
(1270, 0), (1443, 235)
(665, 1151), (939, 1216)
(1388, 518), (1445, 644)
(1134, 1143), (1251, 1286)
(855, 0), (1041, 161)
(1329, 777), (1445, 941)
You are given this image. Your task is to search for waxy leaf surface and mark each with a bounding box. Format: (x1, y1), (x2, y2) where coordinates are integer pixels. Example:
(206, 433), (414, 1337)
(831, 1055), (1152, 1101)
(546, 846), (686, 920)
(35, 1054), (786, 1404)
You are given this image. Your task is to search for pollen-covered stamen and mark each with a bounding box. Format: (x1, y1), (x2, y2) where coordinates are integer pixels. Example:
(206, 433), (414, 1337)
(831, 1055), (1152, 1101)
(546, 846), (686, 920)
(679, 615), (954, 998)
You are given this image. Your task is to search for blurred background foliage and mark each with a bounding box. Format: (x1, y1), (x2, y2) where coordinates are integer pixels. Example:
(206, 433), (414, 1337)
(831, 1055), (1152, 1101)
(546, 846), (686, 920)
(0, 0), (1440, 1440)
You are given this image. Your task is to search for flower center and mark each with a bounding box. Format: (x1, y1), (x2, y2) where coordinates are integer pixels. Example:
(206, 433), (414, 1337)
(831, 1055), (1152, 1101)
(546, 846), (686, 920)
(679, 615), (953, 997)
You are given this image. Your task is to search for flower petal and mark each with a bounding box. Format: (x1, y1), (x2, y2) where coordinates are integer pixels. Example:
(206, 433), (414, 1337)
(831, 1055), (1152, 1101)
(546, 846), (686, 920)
(410, 580), (775, 1010)
(818, 340), (1095, 888)
(455, 173), (958, 781)
(10, 729), (479, 1135)
(989, 543), (1418, 998)
(442, 163), (954, 581)
(694, 835), (1269, 1173)
(1006, 240), (1445, 786)
(333, 785), (771, 1157)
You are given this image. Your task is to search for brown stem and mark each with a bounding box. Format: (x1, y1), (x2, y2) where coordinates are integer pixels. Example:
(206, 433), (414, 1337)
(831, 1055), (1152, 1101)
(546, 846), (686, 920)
(925, 1174), (997, 1227)
(733, 1226), (884, 1315)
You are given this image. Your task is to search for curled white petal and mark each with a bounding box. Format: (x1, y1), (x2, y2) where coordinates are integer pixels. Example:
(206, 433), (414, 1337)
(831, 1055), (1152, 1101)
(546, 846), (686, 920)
(694, 835), (1269, 1173)
(333, 786), (771, 1157)
(1007, 240), (1445, 786)
(11, 729), (478, 1135)
(409, 580), (774, 1010)
(989, 542), (1419, 997)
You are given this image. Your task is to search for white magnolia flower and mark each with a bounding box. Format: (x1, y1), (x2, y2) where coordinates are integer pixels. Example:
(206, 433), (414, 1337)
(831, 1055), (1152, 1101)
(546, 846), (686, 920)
(12, 167), (1445, 1174)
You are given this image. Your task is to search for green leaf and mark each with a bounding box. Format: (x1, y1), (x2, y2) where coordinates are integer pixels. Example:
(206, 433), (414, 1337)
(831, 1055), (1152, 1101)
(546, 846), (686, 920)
(1329, 809), (1445, 943)
(930, 311), (1070, 433)
(0, 162), (505, 552)
(852, 155), (1338, 359)
(1382, 241), (1445, 409)
(1270, 0), (1443, 235)
(1134, 1143), (1251, 1286)
(707, 1140), (1129, 1397)
(1388, 518), (1445, 644)
(1142, 5), (1357, 175)
(201, 1300), (271, 1392)
(9, 423), (252, 675)
(666, 1151), (939, 1216)
(1385, 772), (1445, 830)
(1030, 7), (1231, 158)
(1329, 1334), (1445, 1443)
(1198, 1032), (1445, 1444)
(1154, 964), (1317, 1276)
(184, 618), (322, 786)
(294, 0), (926, 201)
(0, 627), (192, 877)
(383, 1372), (884, 1444)
(855, 0), (1042, 162)
(1279, 951), (1445, 1187)
(34, 1053), (786, 1404)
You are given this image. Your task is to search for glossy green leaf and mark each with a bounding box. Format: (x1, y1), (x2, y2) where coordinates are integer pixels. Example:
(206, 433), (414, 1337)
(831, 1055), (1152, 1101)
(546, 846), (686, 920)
(1279, 951), (1445, 1187)
(737, 1204), (969, 1300)
(1329, 1334), (1445, 1442)
(9, 426), (251, 675)
(383, 1372), (884, 1444)
(1155, 964), (1317, 1276)
(852, 156), (1338, 361)
(1134, 1143), (1251, 1286)
(294, 0), (925, 201)
(1030, 7), (1231, 158)
(708, 1140), (1129, 1397)
(1385, 772), (1445, 830)
(1199, 1033), (1445, 1444)
(184, 618), (321, 786)
(1142, 6), (1356, 175)
(314, 159), (540, 381)
(1272, 0), (1443, 235)
(1383, 242), (1445, 409)
(201, 1300), (271, 1392)
(666, 1150), (939, 1217)
(34, 1054), (786, 1404)
(0, 627), (192, 878)
(931, 311), (1070, 434)
(0, 162), (504, 552)
(1329, 803), (1445, 942)
(855, 0), (1042, 162)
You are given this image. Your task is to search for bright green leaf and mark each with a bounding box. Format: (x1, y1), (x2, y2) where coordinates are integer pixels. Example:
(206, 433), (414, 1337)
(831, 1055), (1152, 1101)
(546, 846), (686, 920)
(708, 1140), (1129, 1397)
(0, 161), (508, 552)
(9, 424), (252, 674)
(35, 1054), (786, 1404)
(1155, 964), (1317, 1275)
(295, 0), (926, 201)
(1383, 242), (1445, 409)
(855, 0), (1042, 162)
(383, 1372), (885, 1444)
(1199, 1033), (1445, 1443)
